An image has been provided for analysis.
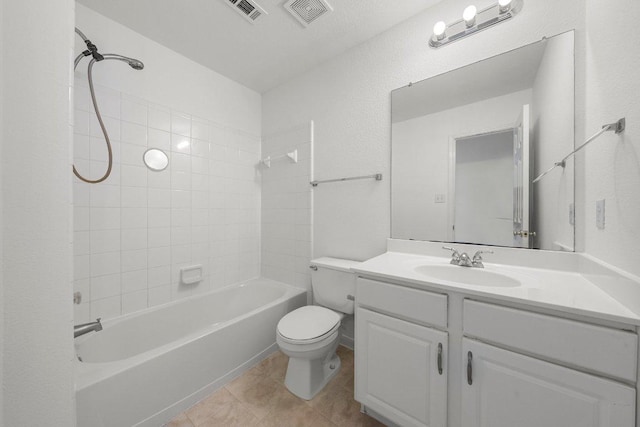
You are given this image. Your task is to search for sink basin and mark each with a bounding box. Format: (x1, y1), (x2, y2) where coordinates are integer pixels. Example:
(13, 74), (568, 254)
(414, 265), (520, 287)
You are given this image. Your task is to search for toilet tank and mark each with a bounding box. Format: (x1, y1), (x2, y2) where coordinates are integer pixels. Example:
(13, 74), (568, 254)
(310, 257), (362, 315)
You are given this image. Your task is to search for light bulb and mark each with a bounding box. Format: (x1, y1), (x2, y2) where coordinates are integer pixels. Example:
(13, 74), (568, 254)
(463, 5), (477, 27)
(498, 0), (512, 13)
(433, 21), (446, 40)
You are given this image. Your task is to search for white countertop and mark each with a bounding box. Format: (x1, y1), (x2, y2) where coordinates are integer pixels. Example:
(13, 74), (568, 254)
(353, 251), (640, 326)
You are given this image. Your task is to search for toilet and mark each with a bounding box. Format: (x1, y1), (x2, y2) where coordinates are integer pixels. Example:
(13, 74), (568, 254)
(276, 257), (361, 400)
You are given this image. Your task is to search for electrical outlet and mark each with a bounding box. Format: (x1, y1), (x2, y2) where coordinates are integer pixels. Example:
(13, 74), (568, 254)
(434, 194), (446, 204)
(569, 203), (575, 226)
(596, 199), (605, 229)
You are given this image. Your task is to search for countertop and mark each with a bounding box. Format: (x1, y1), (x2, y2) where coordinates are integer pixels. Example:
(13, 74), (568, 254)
(353, 251), (640, 326)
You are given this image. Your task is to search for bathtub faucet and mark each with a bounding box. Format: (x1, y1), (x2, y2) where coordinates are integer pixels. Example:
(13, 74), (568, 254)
(74, 318), (103, 338)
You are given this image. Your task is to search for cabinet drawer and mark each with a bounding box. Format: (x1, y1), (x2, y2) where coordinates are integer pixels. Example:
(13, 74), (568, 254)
(357, 278), (447, 328)
(463, 300), (638, 382)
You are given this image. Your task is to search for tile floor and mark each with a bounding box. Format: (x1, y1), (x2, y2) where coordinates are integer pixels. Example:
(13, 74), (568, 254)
(166, 346), (385, 427)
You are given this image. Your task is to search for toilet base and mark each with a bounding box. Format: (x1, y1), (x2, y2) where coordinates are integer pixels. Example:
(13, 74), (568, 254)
(284, 347), (341, 400)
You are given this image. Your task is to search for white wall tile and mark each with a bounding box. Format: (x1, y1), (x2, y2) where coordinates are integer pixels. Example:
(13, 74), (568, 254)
(121, 121), (147, 146)
(121, 249), (148, 272)
(171, 134), (191, 154)
(74, 80), (261, 325)
(148, 227), (171, 248)
(91, 252), (121, 277)
(148, 285), (171, 307)
(121, 228), (147, 251)
(171, 112), (191, 137)
(121, 186), (147, 208)
(148, 106), (171, 132)
(91, 273), (121, 301)
(91, 296), (121, 320)
(148, 128), (171, 151)
(121, 99), (148, 126)
(122, 290), (148, 315)
(122, 269), (148, 294)
(121, 207), (148, 229)
(91, 229), (120, 253)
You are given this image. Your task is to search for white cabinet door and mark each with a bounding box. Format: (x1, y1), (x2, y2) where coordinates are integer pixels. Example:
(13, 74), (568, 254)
(355, 307), (448, 427)
(462, 338), (636, 427)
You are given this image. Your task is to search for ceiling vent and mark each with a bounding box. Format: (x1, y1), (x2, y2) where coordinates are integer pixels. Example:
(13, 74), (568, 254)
(224, 0), (268, 23)
(284, 0), (333, 27)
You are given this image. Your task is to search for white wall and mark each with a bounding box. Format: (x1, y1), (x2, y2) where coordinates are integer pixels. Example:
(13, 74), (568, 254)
(263, 0), (586, 263)
(2, 0), (76, 425)
(392, 89), (532, 242)
(531, 32), (575, 251)
(583, 0), (640, 277)
(73, 5), (262, 321)
(261, 123), (312, 296)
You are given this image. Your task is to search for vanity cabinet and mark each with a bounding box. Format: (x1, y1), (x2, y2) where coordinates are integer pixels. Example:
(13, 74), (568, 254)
(355, 278), (448, 427)
(354, 277), (638, 427)
(462, 338), (636, 427)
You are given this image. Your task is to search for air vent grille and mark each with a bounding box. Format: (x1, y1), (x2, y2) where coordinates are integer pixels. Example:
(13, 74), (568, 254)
(223, 0), (267, 23)
(284, 0), (333, 27)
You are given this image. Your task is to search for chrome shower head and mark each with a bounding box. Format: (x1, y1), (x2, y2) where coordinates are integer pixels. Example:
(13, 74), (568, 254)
(127, 59), (144, 70)
(101, 54), (144, 70)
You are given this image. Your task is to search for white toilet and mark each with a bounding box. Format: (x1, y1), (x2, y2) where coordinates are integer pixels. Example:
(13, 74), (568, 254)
(276, 257), (361, 400)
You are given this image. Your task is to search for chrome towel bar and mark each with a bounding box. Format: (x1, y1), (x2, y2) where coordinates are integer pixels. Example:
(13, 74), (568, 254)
(310, 173), (382, 187)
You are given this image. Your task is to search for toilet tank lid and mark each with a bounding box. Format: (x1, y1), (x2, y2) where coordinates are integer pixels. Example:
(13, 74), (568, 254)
(310, 257), (362, 273)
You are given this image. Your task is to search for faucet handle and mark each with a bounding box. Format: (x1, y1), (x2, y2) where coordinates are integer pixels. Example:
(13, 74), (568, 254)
(472, 250), (493, 266)
(443, 246), (460, 256)
(443, 246), (461, 265)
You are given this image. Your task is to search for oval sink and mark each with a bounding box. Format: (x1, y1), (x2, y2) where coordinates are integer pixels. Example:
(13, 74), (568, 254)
(414, 265), (520, 287)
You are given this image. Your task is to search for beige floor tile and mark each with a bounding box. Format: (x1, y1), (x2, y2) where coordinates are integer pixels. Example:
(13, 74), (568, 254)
(258, 350), (289, 383)
(168, 345), (379, 427)
(258, 386), (335, 427)
(185, 388), (241, 426)
(226, 367), (283, 420)
(165, 412), (195, 427)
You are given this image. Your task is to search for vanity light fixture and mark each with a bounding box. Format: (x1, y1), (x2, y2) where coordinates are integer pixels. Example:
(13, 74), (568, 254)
(429, 0), (523, 49)
(463, 5), (477, 27)
(498, 0), (512, 13)
(433, 21), (447, 40)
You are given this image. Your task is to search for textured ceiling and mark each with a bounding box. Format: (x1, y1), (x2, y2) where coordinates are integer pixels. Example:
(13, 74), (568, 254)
(76, 0), (442, 93)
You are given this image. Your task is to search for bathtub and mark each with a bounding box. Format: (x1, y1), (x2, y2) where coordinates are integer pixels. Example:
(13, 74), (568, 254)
(75, 278), (306, 427)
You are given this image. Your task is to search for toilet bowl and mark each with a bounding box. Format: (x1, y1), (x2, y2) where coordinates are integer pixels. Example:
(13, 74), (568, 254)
(276, 257), (361, 400)
(277, 305), (344, 400)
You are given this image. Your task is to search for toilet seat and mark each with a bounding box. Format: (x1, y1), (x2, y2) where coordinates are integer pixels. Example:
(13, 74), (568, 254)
(277, 306), (341, 343)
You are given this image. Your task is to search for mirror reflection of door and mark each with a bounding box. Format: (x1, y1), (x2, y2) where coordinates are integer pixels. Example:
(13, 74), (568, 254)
(452, 104), (531, 248)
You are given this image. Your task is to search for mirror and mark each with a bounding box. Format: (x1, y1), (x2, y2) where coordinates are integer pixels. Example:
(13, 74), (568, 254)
(143, 148), (169, 171)
(391, 31), (575, 251)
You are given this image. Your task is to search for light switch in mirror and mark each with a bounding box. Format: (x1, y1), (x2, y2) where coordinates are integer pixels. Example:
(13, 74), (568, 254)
(391, 30), (575, 252)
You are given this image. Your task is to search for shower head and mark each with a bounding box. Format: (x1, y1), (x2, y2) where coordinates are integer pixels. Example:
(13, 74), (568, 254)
(127, 59), (145, 70)
(102, 54), (144, 70)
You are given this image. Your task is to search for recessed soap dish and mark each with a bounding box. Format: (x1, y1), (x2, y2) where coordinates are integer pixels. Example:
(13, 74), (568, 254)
(180, 265), (203, 285)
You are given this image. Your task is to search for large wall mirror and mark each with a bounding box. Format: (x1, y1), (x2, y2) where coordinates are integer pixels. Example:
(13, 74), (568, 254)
(391, 31), (575, 251)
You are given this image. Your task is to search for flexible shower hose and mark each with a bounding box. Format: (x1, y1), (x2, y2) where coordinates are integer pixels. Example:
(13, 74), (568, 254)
(72, 58), (113, 184)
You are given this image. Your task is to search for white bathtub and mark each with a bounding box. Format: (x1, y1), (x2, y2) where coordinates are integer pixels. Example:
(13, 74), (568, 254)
(75, 278), (306, 427)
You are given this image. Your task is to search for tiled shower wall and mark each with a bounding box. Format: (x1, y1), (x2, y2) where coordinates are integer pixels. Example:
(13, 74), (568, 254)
(73, 81), (261, 322)
(261, 123), (313, 295)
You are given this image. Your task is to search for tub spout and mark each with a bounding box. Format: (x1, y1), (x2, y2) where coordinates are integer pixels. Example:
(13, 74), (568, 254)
(74, 318), (103, 338)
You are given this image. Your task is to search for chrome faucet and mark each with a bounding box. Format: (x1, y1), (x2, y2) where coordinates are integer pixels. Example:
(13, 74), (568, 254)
(74, 318), (102, 338)
(443, 247), (493, 268)
(443, 246), (461, 265)
(471, 250), (493, 268)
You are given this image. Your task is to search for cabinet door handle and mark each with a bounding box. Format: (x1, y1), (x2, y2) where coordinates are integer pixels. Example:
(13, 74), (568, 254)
(467, 351), (473, 385)
(437, 343), (443, 375)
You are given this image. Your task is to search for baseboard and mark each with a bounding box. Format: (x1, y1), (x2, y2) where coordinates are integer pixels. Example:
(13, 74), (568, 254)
(340, 335), (354, 350)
